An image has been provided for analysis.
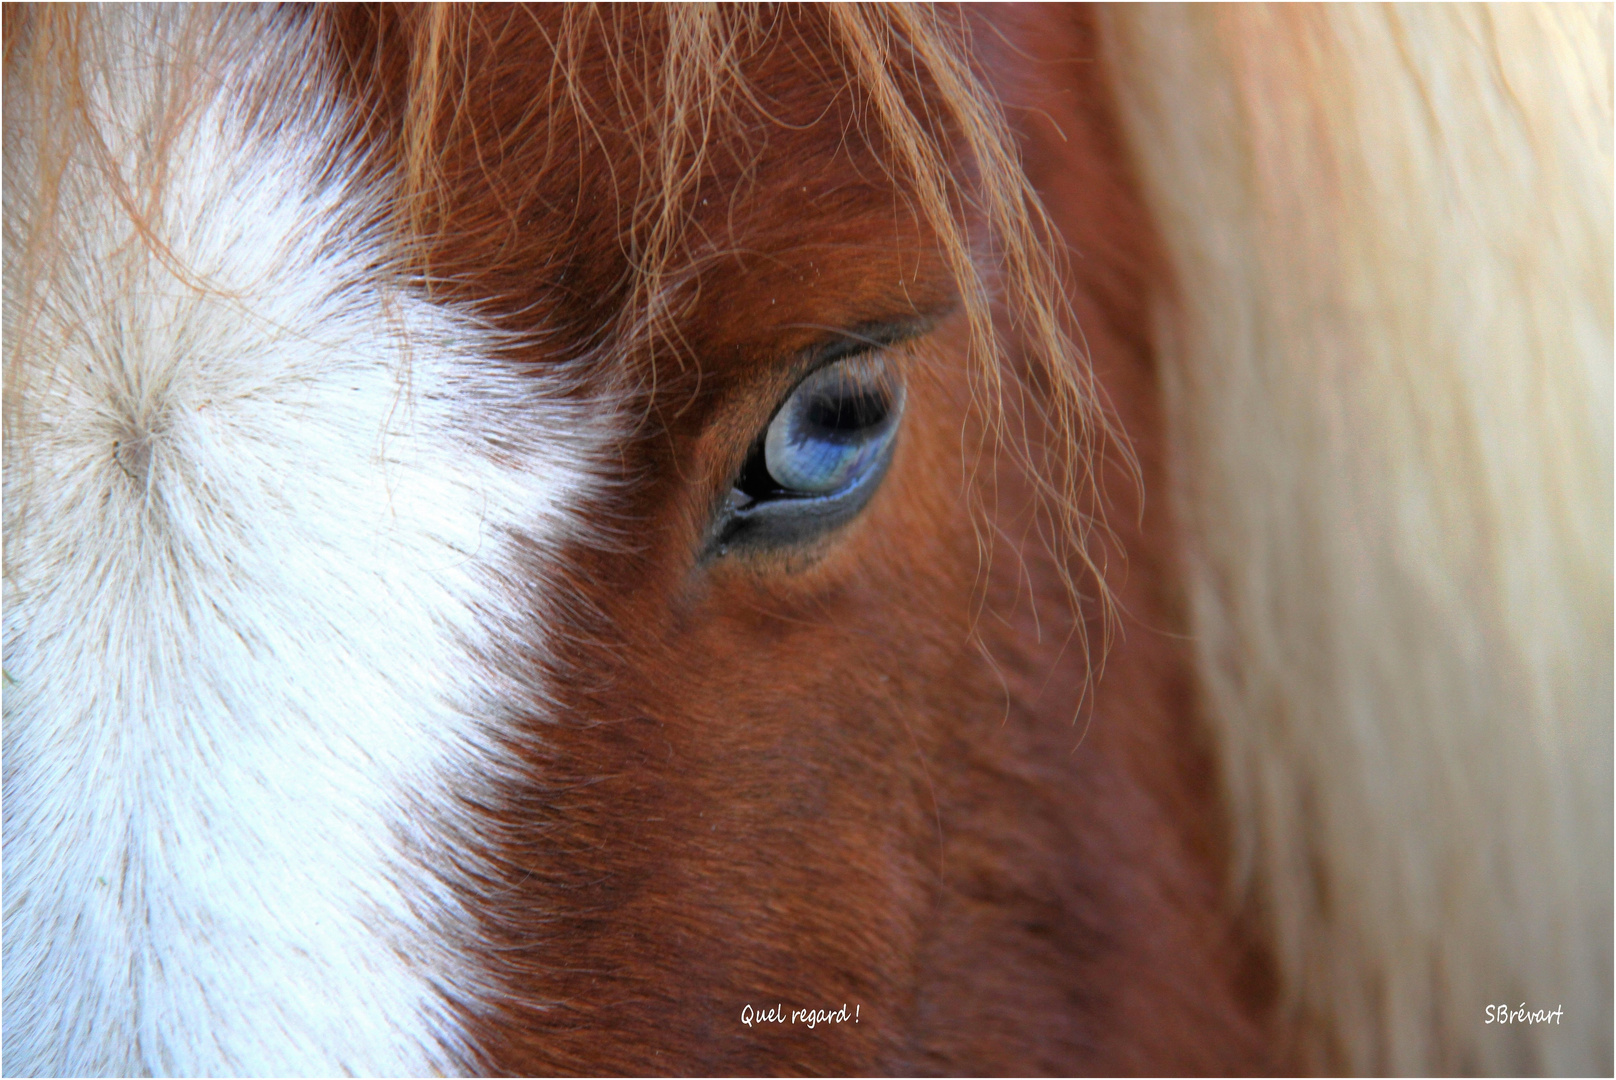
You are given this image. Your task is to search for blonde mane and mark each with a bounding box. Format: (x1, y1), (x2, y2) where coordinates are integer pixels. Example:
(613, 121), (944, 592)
(1107, 6), (1612, 1073)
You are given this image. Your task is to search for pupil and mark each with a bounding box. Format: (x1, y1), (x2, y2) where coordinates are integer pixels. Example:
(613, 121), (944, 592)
(806, 389), (888, 433)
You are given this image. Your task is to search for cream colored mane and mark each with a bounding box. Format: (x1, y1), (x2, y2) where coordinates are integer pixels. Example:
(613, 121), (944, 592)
(1108, 6), (1612, 1073)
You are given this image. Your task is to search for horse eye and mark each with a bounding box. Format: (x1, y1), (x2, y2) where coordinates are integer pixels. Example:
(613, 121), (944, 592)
(710, 353), (904, 556)
(764, 357), (900, 494)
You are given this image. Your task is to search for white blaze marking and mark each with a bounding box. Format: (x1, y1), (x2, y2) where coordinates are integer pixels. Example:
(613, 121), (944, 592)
(3, 9), (605, 1074)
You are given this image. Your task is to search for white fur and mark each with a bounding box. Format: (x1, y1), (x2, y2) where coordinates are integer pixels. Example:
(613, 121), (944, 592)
(3, 9), (609, 1075)
(1106, 5), (1611, 1074)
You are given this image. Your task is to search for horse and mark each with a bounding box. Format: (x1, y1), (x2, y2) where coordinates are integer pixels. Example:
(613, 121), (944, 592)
(3, 4), (1608, 1075)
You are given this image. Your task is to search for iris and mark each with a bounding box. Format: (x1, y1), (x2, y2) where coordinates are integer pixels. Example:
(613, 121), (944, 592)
(763, 354), (901, 496)
(711, 350), (904, 557)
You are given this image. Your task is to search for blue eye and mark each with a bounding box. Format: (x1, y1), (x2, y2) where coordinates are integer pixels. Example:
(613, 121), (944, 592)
(763, 356), (901, 495)
(709, 352), (904, 556)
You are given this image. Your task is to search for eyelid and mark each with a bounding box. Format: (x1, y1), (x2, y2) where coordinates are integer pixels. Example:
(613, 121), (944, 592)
(773, 345), (898, 420)
(799, 311), (944, 369)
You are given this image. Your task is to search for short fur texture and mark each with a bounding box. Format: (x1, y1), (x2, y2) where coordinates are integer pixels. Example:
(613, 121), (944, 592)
(3, 8), (613, 1072)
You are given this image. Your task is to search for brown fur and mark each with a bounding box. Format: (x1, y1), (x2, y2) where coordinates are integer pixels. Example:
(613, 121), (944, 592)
(322, 5), (1279, 1073)
(3, 2), (1298, 1072)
